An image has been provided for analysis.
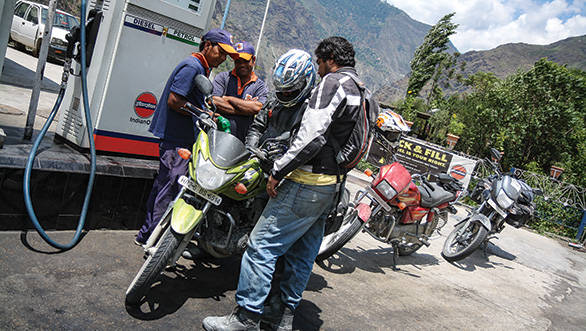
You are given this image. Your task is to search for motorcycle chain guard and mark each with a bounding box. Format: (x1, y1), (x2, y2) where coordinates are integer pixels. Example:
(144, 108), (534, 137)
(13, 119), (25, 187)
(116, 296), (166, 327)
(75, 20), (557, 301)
(171, 198), (203, 234)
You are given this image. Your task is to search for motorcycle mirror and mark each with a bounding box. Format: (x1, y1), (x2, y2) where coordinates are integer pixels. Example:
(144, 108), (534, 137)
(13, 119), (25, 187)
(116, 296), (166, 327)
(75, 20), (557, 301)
(194, 74), (213, 96)
(490, 148), (502, 162)
(533, 188), (544, 196)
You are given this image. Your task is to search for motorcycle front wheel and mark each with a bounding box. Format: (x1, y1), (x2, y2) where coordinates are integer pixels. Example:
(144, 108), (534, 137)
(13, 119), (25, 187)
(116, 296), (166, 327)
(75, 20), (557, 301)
(125, 226), (182, 305)
(441, 220), (488, 262)
(316, 209), (363, 261)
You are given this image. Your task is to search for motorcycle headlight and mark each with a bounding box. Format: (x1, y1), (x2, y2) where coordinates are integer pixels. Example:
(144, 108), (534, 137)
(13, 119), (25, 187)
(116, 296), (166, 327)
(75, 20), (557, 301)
(375, 180), (397, 200)
(496, 189), (514, 210)
(195, 153), (235, 190)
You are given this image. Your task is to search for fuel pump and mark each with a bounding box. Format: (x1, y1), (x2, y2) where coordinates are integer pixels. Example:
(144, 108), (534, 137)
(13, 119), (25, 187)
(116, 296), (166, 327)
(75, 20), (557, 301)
(56, 0), (217, 157)
(24, 0), (217, 250)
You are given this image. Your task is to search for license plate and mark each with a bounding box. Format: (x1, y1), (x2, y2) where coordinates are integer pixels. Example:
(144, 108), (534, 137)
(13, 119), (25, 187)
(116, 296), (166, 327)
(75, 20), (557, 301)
(178, 175), (222, 206)
(487, 199), (507, 218)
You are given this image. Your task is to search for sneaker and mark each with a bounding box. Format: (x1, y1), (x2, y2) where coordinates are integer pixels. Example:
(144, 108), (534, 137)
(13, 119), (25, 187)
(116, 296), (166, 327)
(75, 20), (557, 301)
(273, 307), (294, 331)
(261, 294), (284, 328)
(134, 238), (145, 247)
(181, 242), (203, 260)
(261, 295), (294, 331)
(202, 306), (260, 331)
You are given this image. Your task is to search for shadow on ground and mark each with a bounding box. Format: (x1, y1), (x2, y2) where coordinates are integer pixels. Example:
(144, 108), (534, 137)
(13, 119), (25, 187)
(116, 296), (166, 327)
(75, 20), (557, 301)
(316, 244), (440, 277)
(1, 58), (60, 92)
(125, 255), (327, 330)
(445, 241), (517, 271)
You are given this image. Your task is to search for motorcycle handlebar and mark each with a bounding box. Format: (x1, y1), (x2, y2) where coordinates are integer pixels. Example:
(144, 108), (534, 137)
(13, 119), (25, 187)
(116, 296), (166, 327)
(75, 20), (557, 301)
(246, 146), (268, 162)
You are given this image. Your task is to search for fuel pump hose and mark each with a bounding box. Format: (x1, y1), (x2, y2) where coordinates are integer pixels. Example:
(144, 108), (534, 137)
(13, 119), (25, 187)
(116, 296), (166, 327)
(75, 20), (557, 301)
(23, 0), (96, 250)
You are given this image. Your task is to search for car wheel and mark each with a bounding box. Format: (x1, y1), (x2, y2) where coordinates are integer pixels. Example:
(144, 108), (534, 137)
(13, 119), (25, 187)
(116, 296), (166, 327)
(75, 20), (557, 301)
(33, 38), (42, 57)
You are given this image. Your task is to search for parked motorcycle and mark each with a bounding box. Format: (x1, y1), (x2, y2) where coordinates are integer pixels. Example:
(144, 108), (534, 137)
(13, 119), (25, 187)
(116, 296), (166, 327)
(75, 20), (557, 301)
(125, 75), (285, 305)
(318, 111), (464, 268)
(125, 75), (347, 305)
(441, 148), (542, 262)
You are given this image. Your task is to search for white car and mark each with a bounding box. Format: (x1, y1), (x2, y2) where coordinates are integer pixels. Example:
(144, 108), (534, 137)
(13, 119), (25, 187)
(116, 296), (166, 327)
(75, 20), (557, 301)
(10, 0), (79, 60)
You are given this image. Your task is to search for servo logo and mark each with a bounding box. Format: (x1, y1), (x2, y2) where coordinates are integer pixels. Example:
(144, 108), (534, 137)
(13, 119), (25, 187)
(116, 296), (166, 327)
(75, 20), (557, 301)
(134, 92), (157, 118)
(450, 164), (467, 180)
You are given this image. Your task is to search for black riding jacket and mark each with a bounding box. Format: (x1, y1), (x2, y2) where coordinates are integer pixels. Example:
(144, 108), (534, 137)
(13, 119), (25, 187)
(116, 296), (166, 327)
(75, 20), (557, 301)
(245, 97), (306, 151)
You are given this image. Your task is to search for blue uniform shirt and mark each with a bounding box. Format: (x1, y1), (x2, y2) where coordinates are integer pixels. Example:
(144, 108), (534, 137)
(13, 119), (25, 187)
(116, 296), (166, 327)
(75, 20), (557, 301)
(212, 70), (268, 142)
(149, 54), (209, 146)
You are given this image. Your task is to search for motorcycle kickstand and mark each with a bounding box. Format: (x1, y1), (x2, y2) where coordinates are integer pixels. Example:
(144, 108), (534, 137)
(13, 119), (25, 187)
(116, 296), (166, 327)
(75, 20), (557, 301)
(482, 235), (498, 258)
(391, 242), (400, 271)
(482, 240), (489, 258)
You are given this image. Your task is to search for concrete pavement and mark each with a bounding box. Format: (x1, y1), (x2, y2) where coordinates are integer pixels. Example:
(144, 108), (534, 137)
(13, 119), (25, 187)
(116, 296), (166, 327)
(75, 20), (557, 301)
(0, 207), (585, 330)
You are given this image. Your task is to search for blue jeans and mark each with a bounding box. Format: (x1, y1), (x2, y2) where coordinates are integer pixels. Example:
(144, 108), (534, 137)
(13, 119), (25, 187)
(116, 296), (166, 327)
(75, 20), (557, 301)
(235, 179), (336, 313)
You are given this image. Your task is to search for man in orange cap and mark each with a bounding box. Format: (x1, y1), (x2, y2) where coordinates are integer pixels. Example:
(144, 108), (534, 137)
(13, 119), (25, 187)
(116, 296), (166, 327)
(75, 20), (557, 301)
(136, 28), (238, 245)
(212, 41), (268, 142)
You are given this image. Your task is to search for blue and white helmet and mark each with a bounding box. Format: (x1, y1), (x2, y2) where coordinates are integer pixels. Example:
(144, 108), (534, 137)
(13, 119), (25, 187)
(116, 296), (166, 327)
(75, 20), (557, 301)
(272, 49), (316, 107)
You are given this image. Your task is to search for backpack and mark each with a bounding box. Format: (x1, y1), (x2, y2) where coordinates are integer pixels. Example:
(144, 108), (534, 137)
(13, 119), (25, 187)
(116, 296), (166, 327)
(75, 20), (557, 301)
(333, 72), (380, 170)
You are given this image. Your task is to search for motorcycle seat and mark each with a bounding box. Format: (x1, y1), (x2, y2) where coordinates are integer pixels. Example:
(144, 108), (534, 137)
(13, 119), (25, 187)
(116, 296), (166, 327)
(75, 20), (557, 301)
(417, 182), (457, 208)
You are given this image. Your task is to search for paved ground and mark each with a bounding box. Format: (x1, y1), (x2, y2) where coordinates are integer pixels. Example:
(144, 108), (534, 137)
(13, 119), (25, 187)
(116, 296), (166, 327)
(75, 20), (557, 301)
(1, 47), (586, 330)
(1, 208), (585, 330)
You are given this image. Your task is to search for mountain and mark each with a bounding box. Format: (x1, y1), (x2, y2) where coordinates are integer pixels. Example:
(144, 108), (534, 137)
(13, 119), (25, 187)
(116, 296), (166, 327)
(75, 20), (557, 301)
(50, 0), (450, 90)
(210, 0), (456, 89)
(374, 35), (586, 103)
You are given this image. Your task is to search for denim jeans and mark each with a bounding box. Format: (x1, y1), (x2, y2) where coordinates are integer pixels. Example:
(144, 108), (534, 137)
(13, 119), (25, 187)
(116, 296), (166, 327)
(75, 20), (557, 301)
(235, 179), (336, 313)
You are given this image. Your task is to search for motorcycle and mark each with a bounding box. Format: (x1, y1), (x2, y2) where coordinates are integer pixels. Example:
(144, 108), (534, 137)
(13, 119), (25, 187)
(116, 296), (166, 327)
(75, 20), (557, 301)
(125, 75), (286, 305)
(441, 148), (542, 262)
(317, 111), (464, 268)
(125, 75), (347, 305)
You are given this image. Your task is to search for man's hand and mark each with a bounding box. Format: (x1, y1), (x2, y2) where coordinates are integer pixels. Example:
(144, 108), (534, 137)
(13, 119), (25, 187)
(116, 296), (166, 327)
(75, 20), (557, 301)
(266, 175), (279, 198)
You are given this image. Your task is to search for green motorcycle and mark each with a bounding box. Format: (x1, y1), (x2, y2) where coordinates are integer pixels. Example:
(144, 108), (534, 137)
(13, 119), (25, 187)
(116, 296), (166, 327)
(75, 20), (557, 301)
(125, 75), (273, 306)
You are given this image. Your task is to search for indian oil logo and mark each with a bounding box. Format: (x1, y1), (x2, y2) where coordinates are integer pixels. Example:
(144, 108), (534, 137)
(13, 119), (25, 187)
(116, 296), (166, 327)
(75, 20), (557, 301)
(450, 165), (467, 180)
(134, 92), (157, 118)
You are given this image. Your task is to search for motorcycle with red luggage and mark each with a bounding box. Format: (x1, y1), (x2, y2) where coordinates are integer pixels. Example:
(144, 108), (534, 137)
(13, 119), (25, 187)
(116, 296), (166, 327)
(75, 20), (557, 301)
(317, 110), (464, 268)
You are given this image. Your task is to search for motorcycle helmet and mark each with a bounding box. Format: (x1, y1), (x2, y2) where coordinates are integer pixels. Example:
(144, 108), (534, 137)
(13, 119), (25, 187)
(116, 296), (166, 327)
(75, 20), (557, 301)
(376, 109), (411, 143)
(272, 49), (316, 107)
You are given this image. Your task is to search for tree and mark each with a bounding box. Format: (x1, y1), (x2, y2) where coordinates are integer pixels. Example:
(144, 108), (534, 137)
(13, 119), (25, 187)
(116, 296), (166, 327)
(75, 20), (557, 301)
(443, 60), (585, 186)
(406, 13), (458, 100)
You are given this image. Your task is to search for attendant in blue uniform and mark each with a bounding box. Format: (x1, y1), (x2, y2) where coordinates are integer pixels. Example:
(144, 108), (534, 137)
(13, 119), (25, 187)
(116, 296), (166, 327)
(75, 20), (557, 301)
(212, 41), (269, 142)
(136, 28), (238, 245)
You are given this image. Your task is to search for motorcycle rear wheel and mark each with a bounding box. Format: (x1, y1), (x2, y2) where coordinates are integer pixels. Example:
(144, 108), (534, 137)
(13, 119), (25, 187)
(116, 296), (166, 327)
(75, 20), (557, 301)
(398, 211), (444, 256)
(441, 221), (488, 262)
(316, 210), (362, 261)
(125, 226), (182, 305)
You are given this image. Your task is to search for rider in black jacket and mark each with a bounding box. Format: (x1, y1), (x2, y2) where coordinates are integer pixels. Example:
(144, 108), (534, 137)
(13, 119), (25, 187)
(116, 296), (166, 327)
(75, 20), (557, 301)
(245, 49), (316, 171)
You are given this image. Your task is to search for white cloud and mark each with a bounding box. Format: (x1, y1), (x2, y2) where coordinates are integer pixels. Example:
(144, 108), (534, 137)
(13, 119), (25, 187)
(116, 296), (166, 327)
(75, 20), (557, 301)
(385, 0), (586, 52)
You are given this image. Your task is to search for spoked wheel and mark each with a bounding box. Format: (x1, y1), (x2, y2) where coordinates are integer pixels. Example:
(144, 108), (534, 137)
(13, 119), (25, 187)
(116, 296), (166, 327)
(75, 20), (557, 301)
(125, 226), (182, 305)
(316, 208), (363, 261)
(397, 213), (438, 256)
(441, 221), (488, 262)
(397, 243), (423, 256)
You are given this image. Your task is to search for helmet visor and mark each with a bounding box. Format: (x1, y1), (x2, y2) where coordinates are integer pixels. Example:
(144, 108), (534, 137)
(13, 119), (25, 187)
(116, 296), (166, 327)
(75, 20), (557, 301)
(276, 90), (301, 103)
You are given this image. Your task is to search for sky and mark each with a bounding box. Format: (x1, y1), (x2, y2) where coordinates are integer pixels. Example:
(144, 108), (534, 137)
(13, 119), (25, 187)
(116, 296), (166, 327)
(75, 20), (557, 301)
(385, 0), (586, 52)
